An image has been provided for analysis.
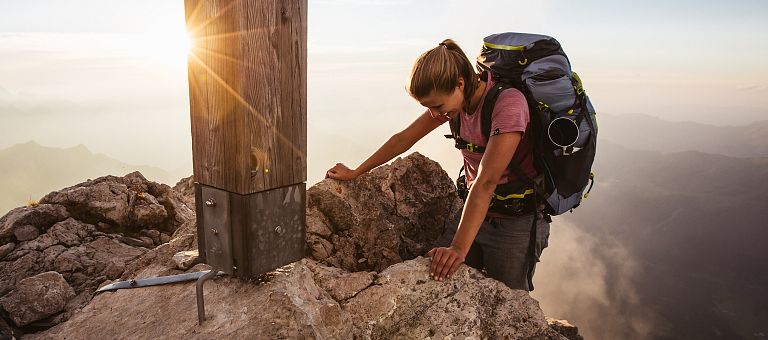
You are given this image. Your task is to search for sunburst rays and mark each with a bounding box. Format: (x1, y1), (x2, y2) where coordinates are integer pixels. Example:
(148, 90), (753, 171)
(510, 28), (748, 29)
(185, 0), (306, 171)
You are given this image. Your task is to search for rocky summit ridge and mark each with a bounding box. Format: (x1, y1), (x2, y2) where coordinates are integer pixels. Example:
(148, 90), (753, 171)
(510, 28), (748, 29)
(0, 153), (581, 339)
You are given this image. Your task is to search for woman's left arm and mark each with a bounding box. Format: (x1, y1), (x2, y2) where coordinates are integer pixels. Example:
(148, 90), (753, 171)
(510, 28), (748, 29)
(427, 131), (522, 281)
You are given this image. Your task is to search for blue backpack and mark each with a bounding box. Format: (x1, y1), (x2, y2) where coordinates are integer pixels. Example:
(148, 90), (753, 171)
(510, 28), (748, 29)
(447, 32), (598, 216)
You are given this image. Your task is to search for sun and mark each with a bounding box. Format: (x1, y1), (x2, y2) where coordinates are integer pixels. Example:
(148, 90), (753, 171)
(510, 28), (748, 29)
(119, 22), (193, 67)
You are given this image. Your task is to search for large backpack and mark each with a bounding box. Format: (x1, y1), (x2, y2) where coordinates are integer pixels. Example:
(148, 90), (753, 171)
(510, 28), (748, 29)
(448, 32), (598, 216)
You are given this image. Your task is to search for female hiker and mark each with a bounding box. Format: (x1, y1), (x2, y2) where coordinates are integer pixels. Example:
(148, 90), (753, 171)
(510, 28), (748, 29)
(325, 39), (549, 291)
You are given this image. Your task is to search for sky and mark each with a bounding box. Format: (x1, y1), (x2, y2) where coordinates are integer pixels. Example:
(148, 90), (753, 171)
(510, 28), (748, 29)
(0, 0), (767, 184)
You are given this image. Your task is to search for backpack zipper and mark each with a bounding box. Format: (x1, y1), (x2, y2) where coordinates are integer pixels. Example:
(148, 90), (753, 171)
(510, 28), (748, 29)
(483, 41), (526, 51)
(484, 41), (528, 65)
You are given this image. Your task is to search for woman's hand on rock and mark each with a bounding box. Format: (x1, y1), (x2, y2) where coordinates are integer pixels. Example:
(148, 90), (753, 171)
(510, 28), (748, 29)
(426, 245), (465, 281)
(325, 163), (359, 181)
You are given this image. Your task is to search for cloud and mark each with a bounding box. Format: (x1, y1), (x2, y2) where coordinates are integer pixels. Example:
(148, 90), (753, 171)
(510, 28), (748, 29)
(737, 84), (768, 92)
(532, 219), (665, 339)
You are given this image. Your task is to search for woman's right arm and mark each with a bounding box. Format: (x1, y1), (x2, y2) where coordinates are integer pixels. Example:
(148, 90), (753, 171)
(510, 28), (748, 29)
(326, 110), (442, 180)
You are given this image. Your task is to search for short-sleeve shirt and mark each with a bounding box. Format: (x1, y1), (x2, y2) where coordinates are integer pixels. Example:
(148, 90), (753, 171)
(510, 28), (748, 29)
(428, 72), (538, 188)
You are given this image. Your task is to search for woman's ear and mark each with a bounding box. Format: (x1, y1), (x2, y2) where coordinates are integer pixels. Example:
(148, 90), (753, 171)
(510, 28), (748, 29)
(457, 78), (465, 92)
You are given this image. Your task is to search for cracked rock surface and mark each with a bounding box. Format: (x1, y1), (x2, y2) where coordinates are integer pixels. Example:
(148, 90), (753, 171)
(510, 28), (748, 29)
(0, 171), (196, 337)
(31, 258), (566, 340)
(8, 153), (579, 339)
(306, 152), (464, 272)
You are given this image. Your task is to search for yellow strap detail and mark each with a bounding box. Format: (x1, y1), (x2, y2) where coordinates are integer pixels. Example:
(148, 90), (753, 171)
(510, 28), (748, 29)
(494, 189), (535, 200)
(483, 41), (526, 51)
(572, 71), (585, 95)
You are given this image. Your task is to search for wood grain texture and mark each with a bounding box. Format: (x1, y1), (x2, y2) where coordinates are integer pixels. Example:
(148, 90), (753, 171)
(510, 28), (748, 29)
(186, 0), (307, 194)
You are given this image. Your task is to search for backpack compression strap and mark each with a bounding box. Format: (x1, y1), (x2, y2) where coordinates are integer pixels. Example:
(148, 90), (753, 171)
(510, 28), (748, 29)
(445, 116), (487, 153)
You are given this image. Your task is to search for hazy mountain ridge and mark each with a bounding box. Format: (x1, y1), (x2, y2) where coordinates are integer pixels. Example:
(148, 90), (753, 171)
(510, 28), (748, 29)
(597, 113), (768, 158)
(549, 140), (768, 339)
(0, 141), (177, 216)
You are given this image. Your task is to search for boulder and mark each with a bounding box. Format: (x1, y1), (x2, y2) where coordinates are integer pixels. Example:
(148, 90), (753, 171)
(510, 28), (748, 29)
(547, 318), (584, 340)
(306, 152), (463, 272)
(344, 257), (562, 339)
(38, 171), (191, 234)
(0, 272), (75, 327)
(0, 204), (69, 244)
(172, 250), (200, 270)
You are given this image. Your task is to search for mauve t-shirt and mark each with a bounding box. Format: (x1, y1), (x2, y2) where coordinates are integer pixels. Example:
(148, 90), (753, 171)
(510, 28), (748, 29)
(428, 72), (538, 188)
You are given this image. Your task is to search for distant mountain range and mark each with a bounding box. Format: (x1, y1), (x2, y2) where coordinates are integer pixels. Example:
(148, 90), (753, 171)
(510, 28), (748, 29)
(597, 113), (768, 158)
(535, 131), (768, 339)
(0, 141), (179, 216)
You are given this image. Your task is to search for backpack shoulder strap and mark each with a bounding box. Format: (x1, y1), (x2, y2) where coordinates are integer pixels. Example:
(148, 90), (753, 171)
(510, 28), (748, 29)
(480, 82), (540, 189)
(480, 82), (511, 142)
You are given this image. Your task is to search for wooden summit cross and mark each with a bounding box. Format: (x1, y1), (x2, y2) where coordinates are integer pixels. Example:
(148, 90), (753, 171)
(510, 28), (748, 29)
(184, 0), (307, 280)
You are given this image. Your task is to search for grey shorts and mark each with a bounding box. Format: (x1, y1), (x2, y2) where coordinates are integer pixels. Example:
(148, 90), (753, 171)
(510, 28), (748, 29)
(434, 212), (550, 291)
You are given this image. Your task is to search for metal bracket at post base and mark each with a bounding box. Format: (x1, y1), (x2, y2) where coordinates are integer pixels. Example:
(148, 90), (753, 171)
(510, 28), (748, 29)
(196, 264), (220, 325)
(192, 182), (306, 325)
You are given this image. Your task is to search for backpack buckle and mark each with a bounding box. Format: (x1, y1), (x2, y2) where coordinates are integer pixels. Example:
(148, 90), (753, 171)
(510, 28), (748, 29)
(560, 146), (582, 156)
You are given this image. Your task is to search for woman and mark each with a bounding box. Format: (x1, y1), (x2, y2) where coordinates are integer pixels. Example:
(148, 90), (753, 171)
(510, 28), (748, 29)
(325, 39), (549, 291)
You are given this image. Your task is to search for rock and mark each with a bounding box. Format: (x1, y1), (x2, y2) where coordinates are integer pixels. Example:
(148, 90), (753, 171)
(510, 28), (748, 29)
(0, 242), (14, 260)
(15, 218), (96, 253)
(307, 152), (463, 272)
(0, 252), (42, 296)
(2, 158), (580, 338)
(172, 250), (200, 270)
(306, 260), (375, 302)
(120, 244), (180, 280)
(144, 229), (161, 245)
(0, 204), (69, 243)
(187, 263), (211, 273)
(13, 225), (39, 241)
(32, 260), (351, 340)
(118, 236), (146, 247)
(0, 172), (198, 331)
(31, 259), (567, 339)
(0, 316), (17, 340)
(0, 271), (75, 327)
(172, 175), (196, 209)
(53, 251), (82, 273)
(38, 171), (189, 234)
(131, 193), (168, 226)
(307, 234), (333, 260)
(139, 236), (155, 248)
(159, 233), (171, 244)
(548, 318), (584, 340)
(343, 257), (564, 339)
(40, 182), (132, 226)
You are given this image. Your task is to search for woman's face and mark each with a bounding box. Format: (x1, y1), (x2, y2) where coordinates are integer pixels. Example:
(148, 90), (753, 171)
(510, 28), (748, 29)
(418, 79), (465, 120)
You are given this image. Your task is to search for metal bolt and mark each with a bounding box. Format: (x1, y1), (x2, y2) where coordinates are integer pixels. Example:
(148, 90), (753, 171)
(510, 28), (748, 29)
(274, 225), (284, 235)
(205, 198), (217, 207)
(211, 228), (218, 236)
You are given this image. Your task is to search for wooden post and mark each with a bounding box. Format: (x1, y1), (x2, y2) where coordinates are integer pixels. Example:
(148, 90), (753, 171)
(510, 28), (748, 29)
(184, 0), (307, 278)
